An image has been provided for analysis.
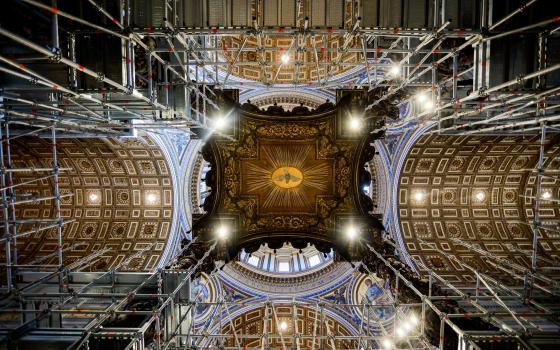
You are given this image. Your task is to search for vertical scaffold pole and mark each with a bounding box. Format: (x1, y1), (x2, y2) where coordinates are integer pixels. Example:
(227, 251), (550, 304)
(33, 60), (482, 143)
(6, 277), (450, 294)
(50, 0), (63, 270)
(51, 0), (60, 49)
(51, 125), (63, 268)
(528, 122), (546, 299)
(0, 118), (13, 290)
(4, 122), (18, 267)
(439, 316), (446, 350)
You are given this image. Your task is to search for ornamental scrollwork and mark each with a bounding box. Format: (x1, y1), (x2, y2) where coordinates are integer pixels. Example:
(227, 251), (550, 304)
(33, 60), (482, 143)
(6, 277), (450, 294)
(192, 89), (386, 269)
(256, 215), (319, 230)
(256, 123), (319, 139)
(317, 198), (337, 219)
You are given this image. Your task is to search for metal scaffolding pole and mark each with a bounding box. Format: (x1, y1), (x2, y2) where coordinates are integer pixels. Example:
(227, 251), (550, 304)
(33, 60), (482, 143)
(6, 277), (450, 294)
(461, 113), (560, 135)
(415, 238), (552, 328)
(30, 247), (157, 349)
(2, 96), (101, 122)
(366, 244), (505, 349)
(410, 63), (560, 127)
(527, 122), (548, 300)
(433, 86), (560, 132)
(0, 2), (558, 348)
(449, 237), (558, 296)
(22, 0), (129, 40)
(5, 266), (554, 350)
(365, 21), (451, 111)
(0, 28), (170, 111)
(2, 121), (19, 273)
(0, 55), (138, 118)
(0, 118), (13, 290)
(0, 219), (75, 243)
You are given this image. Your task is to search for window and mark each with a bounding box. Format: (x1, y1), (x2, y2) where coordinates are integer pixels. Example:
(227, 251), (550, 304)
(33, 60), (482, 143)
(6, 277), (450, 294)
(278, 261), (290, 272)
(263, 254), (270, 270)
(268, 255), (276, 271)
(239, 244), (332, 274)
(363, 185), (370, 194)
(247, 255), (260, 267)
(292, 256), (300, 272)
(308, 254), (321, 267)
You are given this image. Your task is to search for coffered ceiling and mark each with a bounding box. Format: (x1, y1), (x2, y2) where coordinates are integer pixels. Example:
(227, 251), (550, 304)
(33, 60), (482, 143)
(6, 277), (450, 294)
(216, 305), (356, 349)
(397, 134), (560, 284)
(219, 0), (361, 85)
(3, 136), (173, 272)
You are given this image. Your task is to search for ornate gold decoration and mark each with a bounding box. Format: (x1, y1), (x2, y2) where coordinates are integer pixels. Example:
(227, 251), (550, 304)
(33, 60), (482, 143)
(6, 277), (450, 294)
(256, 215), (319, 230)
(7, 136), (173, 272)
(256, 124), (318, 139)
(397, 134), (560, 283)
(242, 143), (333, 212)
(193, 90), (383, 259)
(271, 167), (304, 189)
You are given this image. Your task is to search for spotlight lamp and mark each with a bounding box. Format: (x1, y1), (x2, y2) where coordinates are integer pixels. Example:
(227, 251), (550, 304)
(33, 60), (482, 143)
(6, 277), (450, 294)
(88, 193), (99, 202)
(349, 116), (362, 131)
(413, 191), (425, 202)
(346, 226), (359, 240)
(423, 99), (435, 111)
(542, 191), (552, 200)
(409, 313), (418, 325)
(279, 321), (288, 331)
(382, 338), (393, 349)
(216, 225), (229, 240)
(475, 191), (485, 201)
(403, 320), (413, 331)
(281, 53), (290, 64)
(214, 116), (227, 130)
(146, 193), (157, 204)
(388, 64), (401, 77)
(394, 313), (419, 340)
(415, 92), (436, 111)
(415, 92), (428, 103)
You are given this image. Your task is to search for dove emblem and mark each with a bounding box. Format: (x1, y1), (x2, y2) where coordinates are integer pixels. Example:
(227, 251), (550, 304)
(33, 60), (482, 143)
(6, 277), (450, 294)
(271, 167), (303, 189)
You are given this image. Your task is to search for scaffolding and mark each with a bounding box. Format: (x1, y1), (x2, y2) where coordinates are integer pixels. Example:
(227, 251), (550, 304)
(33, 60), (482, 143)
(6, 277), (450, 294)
(0, 125), (557, 348)
(0, 242), (558, 349)
(0, 0), (556, 137)
(0, 0), (559, 349)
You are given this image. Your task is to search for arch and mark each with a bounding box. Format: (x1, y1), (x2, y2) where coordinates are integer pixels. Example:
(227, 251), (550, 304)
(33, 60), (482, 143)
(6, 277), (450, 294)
(201, 302), (360, 349)
(4, 136), (174, 271)
(394, 133), (560, 284)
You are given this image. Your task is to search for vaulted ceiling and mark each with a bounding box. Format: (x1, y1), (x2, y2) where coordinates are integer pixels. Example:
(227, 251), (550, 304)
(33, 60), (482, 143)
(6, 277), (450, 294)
(221, 33), (362, 84)
(218, 1), (362, 85)
(397, 134), (560, 284)
(3, 136), (173, 271)
(215, 304), (356, 349)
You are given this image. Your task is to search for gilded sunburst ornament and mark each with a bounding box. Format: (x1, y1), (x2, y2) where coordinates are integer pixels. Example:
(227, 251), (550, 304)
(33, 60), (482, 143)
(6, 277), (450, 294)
(241, 142), (333, 214)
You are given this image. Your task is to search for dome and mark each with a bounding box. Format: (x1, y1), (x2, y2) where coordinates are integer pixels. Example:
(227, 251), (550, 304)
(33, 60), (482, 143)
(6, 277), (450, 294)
(238, 243), (333, 276)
